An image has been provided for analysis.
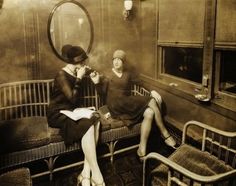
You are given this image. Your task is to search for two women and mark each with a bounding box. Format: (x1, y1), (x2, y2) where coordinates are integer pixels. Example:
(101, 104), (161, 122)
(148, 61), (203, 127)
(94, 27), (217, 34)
(47, 46), (104, 186)
(90, 49), (176, 159)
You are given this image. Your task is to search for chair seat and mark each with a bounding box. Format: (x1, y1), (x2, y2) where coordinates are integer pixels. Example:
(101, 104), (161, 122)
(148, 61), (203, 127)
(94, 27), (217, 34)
(0, 168), (32, 186)
(151, 144), (233, 186)
(0, 117), (50, 154)
(49, 127), (64, 143)
(98, 105), (125, 129)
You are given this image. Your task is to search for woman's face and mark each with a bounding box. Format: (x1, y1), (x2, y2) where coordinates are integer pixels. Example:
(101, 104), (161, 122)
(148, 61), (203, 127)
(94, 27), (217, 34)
(113, 58), (123, 70)
(75, 59), (86, 69)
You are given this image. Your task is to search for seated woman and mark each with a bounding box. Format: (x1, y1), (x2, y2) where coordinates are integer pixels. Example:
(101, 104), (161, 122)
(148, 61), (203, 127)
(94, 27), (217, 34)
(46, 45), (105, 186)
(90, 49), (176, 159)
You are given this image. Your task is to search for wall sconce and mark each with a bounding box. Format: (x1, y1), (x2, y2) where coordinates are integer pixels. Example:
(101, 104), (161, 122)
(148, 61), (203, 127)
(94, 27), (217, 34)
(123, 0), (133, 20)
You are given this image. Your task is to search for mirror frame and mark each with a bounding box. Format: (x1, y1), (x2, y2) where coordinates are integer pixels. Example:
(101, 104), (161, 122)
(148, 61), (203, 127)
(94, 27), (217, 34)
(47, 0), (94, 62)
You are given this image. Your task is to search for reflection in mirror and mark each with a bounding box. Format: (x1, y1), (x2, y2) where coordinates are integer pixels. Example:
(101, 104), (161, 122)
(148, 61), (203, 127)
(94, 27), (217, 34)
(48, 0), (93, 62)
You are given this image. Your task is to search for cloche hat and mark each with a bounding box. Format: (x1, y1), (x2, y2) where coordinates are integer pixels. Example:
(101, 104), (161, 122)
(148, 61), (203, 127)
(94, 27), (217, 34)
(113, 50), (126, 62)
(61, 44), (72, 60)
(66, 46), (88, 64)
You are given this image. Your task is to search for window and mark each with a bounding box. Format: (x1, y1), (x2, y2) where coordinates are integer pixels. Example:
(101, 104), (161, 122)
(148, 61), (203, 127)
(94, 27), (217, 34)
(219, 51), (236, 94)
(157, 0), (205, 94)
(214, 50), (236, 111)
(213, 0), (236, 111)
(163, 47), (203, 83)
(156, 0), (236, 111)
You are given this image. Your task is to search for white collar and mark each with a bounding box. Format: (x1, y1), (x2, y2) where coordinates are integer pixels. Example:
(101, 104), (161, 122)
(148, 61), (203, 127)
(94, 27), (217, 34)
(62, 64), (77, 77)
(112, 68), (123, 78)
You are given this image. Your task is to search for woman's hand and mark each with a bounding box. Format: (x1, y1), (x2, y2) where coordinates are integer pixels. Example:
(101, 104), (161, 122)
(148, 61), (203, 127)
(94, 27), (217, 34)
(75, 66), (87, 79)
(90, 71), (100, 84)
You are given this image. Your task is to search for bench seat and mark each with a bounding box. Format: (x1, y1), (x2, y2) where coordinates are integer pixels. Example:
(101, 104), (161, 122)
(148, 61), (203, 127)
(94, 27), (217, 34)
(0, 167), (32, 186)
(0, 116), (141, 167)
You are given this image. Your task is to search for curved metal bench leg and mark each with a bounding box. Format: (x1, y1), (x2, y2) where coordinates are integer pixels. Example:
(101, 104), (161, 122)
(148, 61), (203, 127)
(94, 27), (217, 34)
(105, 140), (118, 164)
(44, 156), (59, 181)
(142, 159), (146, 186)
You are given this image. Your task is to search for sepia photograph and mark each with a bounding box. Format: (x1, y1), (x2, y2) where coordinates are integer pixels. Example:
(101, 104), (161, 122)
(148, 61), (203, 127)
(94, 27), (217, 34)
(0, 0), (236, 185)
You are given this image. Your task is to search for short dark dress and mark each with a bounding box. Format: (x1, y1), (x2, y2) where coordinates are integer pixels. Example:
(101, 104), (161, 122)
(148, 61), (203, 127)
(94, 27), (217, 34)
(96, 70), (151, 126)
(47, 70), (98, 145)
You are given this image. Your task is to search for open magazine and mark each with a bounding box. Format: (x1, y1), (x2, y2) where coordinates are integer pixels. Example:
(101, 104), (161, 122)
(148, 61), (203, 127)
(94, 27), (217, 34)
(60, 106), (96, 121)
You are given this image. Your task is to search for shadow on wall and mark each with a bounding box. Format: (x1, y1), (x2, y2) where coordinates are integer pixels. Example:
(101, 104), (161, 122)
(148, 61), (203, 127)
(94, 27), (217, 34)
(0, 0), (3, 9)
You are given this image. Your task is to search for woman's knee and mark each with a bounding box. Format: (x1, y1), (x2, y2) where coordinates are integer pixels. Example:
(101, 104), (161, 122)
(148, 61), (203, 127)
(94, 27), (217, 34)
(84, 125), (95, 137)
(143, 108), (154, 119)
(148, 98), (158, 109)
(148, 99), (160, 111)
(149, 98), (157, 107)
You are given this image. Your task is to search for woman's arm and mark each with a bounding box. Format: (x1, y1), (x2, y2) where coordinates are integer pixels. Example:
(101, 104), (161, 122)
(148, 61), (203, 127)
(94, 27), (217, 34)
(56, 70), (81, 105)
(129, 71), (151, 94)
(129, 71), (146, 87)
(90, 72), (108, 98)
(95, 76), (109, 103)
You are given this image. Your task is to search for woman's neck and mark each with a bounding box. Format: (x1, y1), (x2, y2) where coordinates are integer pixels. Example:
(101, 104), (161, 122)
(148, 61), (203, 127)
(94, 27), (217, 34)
(112, 68), (123, 78)
(113, 66), (123, 73)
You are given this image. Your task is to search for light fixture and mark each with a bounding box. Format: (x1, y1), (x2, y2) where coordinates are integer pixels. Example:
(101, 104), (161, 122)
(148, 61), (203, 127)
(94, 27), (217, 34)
(123, 0), (133, 20)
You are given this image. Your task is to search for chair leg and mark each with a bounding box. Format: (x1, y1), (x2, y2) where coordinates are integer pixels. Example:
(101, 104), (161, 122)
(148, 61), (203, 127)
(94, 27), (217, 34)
(167, 171), (171, 186)
(44, 156), (59, 181)
(105, 140), (118, 164)
(142, 159), (146, 186)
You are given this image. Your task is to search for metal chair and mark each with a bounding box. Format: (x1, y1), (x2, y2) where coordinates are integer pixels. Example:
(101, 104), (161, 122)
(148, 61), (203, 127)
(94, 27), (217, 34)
(143, 120), (236, 186)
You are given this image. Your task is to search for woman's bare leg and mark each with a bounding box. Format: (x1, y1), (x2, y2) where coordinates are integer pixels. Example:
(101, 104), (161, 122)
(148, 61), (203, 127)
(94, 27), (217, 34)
(84, 121), (101, 183)
(148, 99), (176, 147)
(94, 121), (100, 144)
(80, 125), (104, 186)
(137, 108), (154, 156)
(80, 121), (101, 185)
(80, 158), (91, 186)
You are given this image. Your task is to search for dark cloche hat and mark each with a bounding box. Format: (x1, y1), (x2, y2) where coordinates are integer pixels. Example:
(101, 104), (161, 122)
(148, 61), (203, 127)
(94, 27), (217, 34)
(66, 46), (88, 64)
(61, 44), (72, 60)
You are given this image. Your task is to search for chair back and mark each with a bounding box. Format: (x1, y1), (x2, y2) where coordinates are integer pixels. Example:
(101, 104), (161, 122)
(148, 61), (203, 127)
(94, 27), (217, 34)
(182, 120), (236, 168)
(0, 77), (103, 121)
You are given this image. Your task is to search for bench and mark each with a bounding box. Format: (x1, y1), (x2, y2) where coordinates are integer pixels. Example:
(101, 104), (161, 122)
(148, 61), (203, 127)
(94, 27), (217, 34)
(0, 77), (150, 180)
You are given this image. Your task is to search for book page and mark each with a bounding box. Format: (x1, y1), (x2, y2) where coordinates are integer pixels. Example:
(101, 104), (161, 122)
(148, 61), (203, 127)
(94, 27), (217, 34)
(60, 107), (96, 121)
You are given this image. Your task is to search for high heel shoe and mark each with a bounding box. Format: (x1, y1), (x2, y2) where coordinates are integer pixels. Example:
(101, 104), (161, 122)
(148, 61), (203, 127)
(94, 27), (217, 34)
(137, 149), (145, 162)
(90, 178), (105, 186)
(164, 135), (177, 149)
(77, 173), (90, 186)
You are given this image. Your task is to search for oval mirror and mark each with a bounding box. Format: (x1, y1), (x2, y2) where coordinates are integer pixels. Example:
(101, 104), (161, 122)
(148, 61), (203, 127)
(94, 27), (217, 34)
(47, 0), (94, 62)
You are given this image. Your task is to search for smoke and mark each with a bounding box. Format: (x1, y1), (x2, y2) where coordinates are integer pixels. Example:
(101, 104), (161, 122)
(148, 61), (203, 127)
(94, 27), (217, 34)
(88, 43), (111, 74)
(88, 43), (143, 78)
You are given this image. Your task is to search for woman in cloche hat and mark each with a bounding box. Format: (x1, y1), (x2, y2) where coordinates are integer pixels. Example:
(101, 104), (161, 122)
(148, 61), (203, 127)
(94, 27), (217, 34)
(90, 49), (176, 161)
(47, 45), (105, 186)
